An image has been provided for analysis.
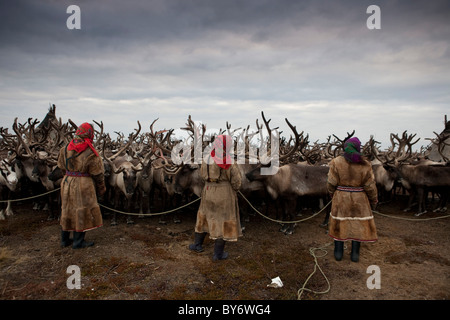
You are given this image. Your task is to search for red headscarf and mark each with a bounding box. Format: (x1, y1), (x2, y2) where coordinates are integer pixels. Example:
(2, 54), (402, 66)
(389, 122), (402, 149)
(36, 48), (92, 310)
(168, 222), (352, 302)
(67, 122), (99, 156)
(210, 134), (232, 170)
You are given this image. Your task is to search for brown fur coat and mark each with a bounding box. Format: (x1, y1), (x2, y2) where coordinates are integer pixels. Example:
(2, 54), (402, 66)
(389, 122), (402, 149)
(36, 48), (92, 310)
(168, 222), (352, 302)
(327, 156), (378, 242)
(57, 145), (105, 232)
(195, 158), (242, 241)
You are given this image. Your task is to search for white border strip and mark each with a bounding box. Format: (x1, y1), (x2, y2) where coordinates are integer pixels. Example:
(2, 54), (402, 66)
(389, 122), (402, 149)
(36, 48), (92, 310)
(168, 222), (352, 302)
(330, 213), (374, 221)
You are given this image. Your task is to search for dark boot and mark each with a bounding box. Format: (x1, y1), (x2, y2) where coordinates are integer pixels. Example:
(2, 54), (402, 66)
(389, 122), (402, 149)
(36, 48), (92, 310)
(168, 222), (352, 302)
(72, 231), (94, 249)
(213, 238), (228, 261)
(334, 240), (344, 261)
(189, 232), (206, 253)
(351, 241), (361, 262)
(61, 230), (72, 248)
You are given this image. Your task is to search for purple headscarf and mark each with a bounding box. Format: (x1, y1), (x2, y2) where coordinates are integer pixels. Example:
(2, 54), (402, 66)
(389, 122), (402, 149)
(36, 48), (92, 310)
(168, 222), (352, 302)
(343, 137), (362, 163)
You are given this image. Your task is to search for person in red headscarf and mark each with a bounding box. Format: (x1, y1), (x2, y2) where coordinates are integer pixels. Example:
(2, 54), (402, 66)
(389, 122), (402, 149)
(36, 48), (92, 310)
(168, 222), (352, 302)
(57, 122), (106, 249)
(189, 134), (242, 260)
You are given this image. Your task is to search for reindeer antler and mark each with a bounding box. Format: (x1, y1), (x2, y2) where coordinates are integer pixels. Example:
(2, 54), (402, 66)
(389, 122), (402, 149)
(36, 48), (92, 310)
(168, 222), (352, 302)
(107, 121), (141, 161)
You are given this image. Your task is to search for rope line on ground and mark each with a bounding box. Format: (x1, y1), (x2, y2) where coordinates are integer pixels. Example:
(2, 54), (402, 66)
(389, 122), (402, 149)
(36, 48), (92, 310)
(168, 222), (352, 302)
(237, 191), (331, 224)
(98, 197), (201, 216)
(2, 186), (449, 223)
(297, 242), (333, 300)
(0, 187), (61, 203)
(372, 209), (450, 221)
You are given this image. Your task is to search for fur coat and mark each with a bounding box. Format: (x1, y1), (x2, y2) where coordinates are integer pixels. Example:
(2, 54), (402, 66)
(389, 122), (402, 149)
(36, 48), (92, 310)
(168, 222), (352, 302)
(327, 156), (378, 242)
(195, 158), (242, 241)
(57, 145), (105, 232)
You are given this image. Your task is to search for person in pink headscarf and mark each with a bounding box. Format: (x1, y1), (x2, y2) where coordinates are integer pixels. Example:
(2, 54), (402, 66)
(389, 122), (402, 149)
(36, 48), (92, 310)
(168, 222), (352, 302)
(189, 135), (242, 261)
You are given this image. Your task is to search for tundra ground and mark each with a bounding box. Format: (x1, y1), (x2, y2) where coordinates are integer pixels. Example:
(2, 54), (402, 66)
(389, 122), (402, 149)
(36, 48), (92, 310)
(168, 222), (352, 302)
(0, 194), (449, 301)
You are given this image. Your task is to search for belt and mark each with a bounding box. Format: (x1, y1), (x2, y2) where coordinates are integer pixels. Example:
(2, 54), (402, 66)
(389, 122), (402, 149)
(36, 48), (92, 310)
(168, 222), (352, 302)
(337, 186), (364, 192)
(66, 171), (91, 177)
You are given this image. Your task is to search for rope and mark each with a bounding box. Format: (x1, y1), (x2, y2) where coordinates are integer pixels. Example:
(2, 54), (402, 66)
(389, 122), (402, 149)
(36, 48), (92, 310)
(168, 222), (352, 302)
(98, 197), (201, 216)
(237, 190), (331, 224)
(0, 187), (61, 203)
(372, 209), (450, 221)
(297, 242), (333, 300)
(0, 185), (201, 216)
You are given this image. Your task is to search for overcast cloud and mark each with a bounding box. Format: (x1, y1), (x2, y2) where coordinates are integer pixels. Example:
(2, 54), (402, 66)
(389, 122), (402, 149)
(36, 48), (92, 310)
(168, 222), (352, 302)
(0, 0), (449, 149)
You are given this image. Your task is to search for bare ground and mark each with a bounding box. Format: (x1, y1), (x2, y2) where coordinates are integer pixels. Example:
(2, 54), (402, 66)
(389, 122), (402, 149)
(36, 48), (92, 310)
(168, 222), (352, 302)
(0, 194), (449, 301)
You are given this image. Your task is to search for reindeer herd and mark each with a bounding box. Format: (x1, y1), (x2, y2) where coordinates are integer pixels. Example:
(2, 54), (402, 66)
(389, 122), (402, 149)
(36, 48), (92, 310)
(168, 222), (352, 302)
(1, 106), (449, 235)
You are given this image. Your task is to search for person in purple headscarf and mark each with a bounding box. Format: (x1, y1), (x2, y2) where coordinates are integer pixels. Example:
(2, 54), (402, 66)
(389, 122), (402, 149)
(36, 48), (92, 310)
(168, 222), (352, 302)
(326, 137), (378, 262)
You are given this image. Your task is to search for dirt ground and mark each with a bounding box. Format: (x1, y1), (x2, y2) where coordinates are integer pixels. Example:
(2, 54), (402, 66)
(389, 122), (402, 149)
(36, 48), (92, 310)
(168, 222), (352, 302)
(0, 193), (449, 301)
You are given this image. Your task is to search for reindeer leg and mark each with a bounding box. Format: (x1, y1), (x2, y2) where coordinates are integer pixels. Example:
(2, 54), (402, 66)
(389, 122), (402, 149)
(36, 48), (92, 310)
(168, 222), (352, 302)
(432, 188), (448, 213)
(319, 196), (331, 228)
(279, 198), (289, 233)
(414, 187), (427, 216)
(110, 191), (119, 226)
(5, 191), (14, 217)
(111, 212), (118, 226)
(138, 191), (148, 219)
(0, 187), (5, 219)
(173, 193), (182, 224)
(158, 190), (168, 225)
(438, 188), (448, 213)
(404, 188), (416, 212)
(284, 199), (296, 235)
(285, 223), (296, 235)
(321, 210), (330, 228)
(126, 216), (134, 224)
(46, 194), (57, 221)
(126, 196), (134, 225)
(280, 199), (295, 235)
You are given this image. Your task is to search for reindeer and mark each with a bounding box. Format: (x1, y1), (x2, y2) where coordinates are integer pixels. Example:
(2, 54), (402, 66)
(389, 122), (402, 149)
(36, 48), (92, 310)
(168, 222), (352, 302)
(243, 112), (331, 235)
(149, 158), (179, 223)
(399, 162), (450, 215)
(0, 116), (65, 219)
(377, 130), (450, 216)
(144, 119), (187, 224)
(103, 121), (142, 225)
(135, 151), (154, 216)
(363, 136), (401, 203)
(0, 155), (19, 220)
(427, 115), (450, 162)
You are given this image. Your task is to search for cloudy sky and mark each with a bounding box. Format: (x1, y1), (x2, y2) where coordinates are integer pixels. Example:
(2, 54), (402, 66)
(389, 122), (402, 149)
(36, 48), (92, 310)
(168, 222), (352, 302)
(0, 0), (449, 150)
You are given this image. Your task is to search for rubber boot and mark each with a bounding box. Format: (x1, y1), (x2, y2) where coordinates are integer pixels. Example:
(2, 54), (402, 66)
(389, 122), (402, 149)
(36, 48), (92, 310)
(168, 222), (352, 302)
(212, 238), (228, 261)
(72, 231), (94, 249)
(334, 240), (344, 261)
(351, 241), (361, 262)
(189, 232), (206, 253)
(61, 230), (72, 248)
